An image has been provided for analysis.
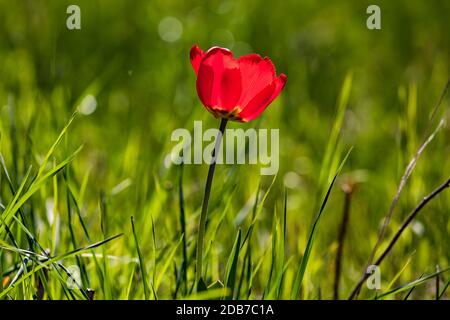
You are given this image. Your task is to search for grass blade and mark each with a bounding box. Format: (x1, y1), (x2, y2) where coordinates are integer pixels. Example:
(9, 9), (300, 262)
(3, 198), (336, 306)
(36, 112), (78, 179)
(291, 147), (352, 299)
(318, 72), (353, 186)
(155, 235), (183, 291)
(224, 229), (242, 300)
(377, 267), (450, 299)
(0, 233), (122, 298)
(131, 216), (150, 300)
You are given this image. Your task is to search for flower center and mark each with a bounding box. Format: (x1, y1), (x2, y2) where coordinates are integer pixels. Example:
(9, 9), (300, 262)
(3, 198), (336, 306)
(211, 106), (243, 121)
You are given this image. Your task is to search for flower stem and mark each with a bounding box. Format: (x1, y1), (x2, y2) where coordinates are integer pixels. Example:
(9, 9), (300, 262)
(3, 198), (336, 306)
(195, 118), (228, 290)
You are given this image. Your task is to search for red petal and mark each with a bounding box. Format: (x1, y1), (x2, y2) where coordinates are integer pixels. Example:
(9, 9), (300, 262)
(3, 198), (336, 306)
(240, 74), (286, 122)
(237, 54), (277, 108)
(196, 64), (214, 107)
(196, 47), (241, 112)
(190, 45), (204, 75)
(239, 83), (275, 121)
(270, 74), (287, 102)
(220, 67), (242, 110)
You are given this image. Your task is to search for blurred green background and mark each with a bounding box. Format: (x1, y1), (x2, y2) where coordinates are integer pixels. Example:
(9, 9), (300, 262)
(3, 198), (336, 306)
(0, 0), (449, 299)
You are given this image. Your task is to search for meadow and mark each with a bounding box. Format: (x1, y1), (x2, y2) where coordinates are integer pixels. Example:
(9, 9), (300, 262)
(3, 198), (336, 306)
(0, 0), (449, 300)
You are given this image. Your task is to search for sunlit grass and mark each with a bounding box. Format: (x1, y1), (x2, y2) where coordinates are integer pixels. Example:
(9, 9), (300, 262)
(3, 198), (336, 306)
(0, 0), (449, 300)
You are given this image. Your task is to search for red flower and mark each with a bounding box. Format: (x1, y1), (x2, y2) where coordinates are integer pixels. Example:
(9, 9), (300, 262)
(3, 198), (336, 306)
(190, 45), (287, 122)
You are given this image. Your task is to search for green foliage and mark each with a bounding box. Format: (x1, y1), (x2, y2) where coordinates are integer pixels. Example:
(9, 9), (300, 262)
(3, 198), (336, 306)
(0, 0), (449, 300)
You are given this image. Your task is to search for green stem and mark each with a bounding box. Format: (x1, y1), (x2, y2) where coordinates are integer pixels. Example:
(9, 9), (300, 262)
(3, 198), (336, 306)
(195, 118), (228, 290)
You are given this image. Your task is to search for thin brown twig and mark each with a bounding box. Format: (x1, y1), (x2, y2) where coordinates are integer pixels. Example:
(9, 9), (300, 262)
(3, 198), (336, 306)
(428, 78), (450, 125)
(367, 119), (445, 261)
(351, 78), (449, 299)
(333, 187), (353, 300)
(436, 265), (440, 300)
(349, 176), (450, 299)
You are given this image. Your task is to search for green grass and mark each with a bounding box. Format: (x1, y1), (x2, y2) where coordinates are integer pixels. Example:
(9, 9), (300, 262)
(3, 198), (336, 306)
(0, 0), (450, 300)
